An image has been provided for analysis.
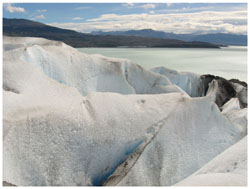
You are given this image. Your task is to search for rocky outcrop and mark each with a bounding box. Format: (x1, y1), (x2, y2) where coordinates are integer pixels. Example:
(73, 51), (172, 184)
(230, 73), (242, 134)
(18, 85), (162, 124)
(200, 74), (247, 109)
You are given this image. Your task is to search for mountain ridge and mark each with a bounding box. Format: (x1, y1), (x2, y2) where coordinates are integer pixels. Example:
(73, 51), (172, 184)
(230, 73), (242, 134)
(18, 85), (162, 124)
(3, 18), (220, 48)
(91, 29), (247, 46)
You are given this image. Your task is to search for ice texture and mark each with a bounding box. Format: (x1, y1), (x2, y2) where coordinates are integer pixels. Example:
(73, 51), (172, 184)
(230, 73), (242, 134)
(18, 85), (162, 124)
(3, 36), (247, 186)
(3, 36), (183, 96)
(150, 66), (202, 97)
(175, 137), (247, 186)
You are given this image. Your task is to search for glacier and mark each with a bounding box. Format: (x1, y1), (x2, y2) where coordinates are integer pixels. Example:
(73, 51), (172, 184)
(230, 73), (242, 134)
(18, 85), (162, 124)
(175, 136), (247, 186)
(3, 36), (247, 186)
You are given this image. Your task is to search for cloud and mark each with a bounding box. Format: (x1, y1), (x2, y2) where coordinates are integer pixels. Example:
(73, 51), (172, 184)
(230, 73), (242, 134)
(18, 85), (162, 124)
(75, 6), (91, 10)
(35, 14), (45, 19)
(122, 3), (157, 10)
(166, 3), (172, 7)
(4, 3), (25, 13)
(72, 17), (83, 20)
(37, 9), (47, 13)
(158, 4), (246, 14)
(48, 9), (247, 35)
(149, 11), (155, 14)
(122, 3), (134, 8)
(166, 3), (172, 8)
(141, 4), (156, 9)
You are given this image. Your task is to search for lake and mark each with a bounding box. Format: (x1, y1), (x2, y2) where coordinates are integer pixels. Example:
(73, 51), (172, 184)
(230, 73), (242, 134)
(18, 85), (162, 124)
(77, 46), (247, 82)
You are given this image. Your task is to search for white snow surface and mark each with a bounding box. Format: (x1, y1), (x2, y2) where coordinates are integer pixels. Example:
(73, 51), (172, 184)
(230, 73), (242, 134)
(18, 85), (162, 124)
(115, 98), (245, 186)
(3, 36), (184, 96)
(150, 66), (202, 97)
(3, 37), (247, 186)
(221, 98), (247, 136)
(175, 136), (247, 186)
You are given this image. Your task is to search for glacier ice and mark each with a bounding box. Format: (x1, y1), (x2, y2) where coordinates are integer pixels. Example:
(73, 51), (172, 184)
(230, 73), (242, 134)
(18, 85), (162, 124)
(175, 136), (247, 186)
(3, 36), (247, 186)
(150, 66), (202, 97)
(3, 36), (183, 96)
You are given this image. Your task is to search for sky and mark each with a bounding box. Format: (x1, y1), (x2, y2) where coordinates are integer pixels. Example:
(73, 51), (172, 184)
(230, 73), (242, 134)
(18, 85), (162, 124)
(3, 3), (248, 34)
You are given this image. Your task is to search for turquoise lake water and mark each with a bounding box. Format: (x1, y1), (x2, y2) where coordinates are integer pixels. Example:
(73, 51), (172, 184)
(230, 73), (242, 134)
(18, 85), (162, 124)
(78, 46), (247, 82)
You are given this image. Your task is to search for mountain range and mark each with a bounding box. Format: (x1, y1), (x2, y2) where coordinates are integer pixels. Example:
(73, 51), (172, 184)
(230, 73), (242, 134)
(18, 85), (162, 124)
(3, 18), (220, 48)
(92, 29), (247, 46)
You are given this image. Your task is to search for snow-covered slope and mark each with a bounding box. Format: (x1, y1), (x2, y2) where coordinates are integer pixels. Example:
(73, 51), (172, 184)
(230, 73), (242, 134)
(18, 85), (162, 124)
(3, 36), (184, 96)
(150, 66), (202, 97)
(113, 97), (245, 186)
(175, 136), (247, 186)
(221, 98), (247, 136)
(3, 36), (247, 186)
(3, 87), (245, 186)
